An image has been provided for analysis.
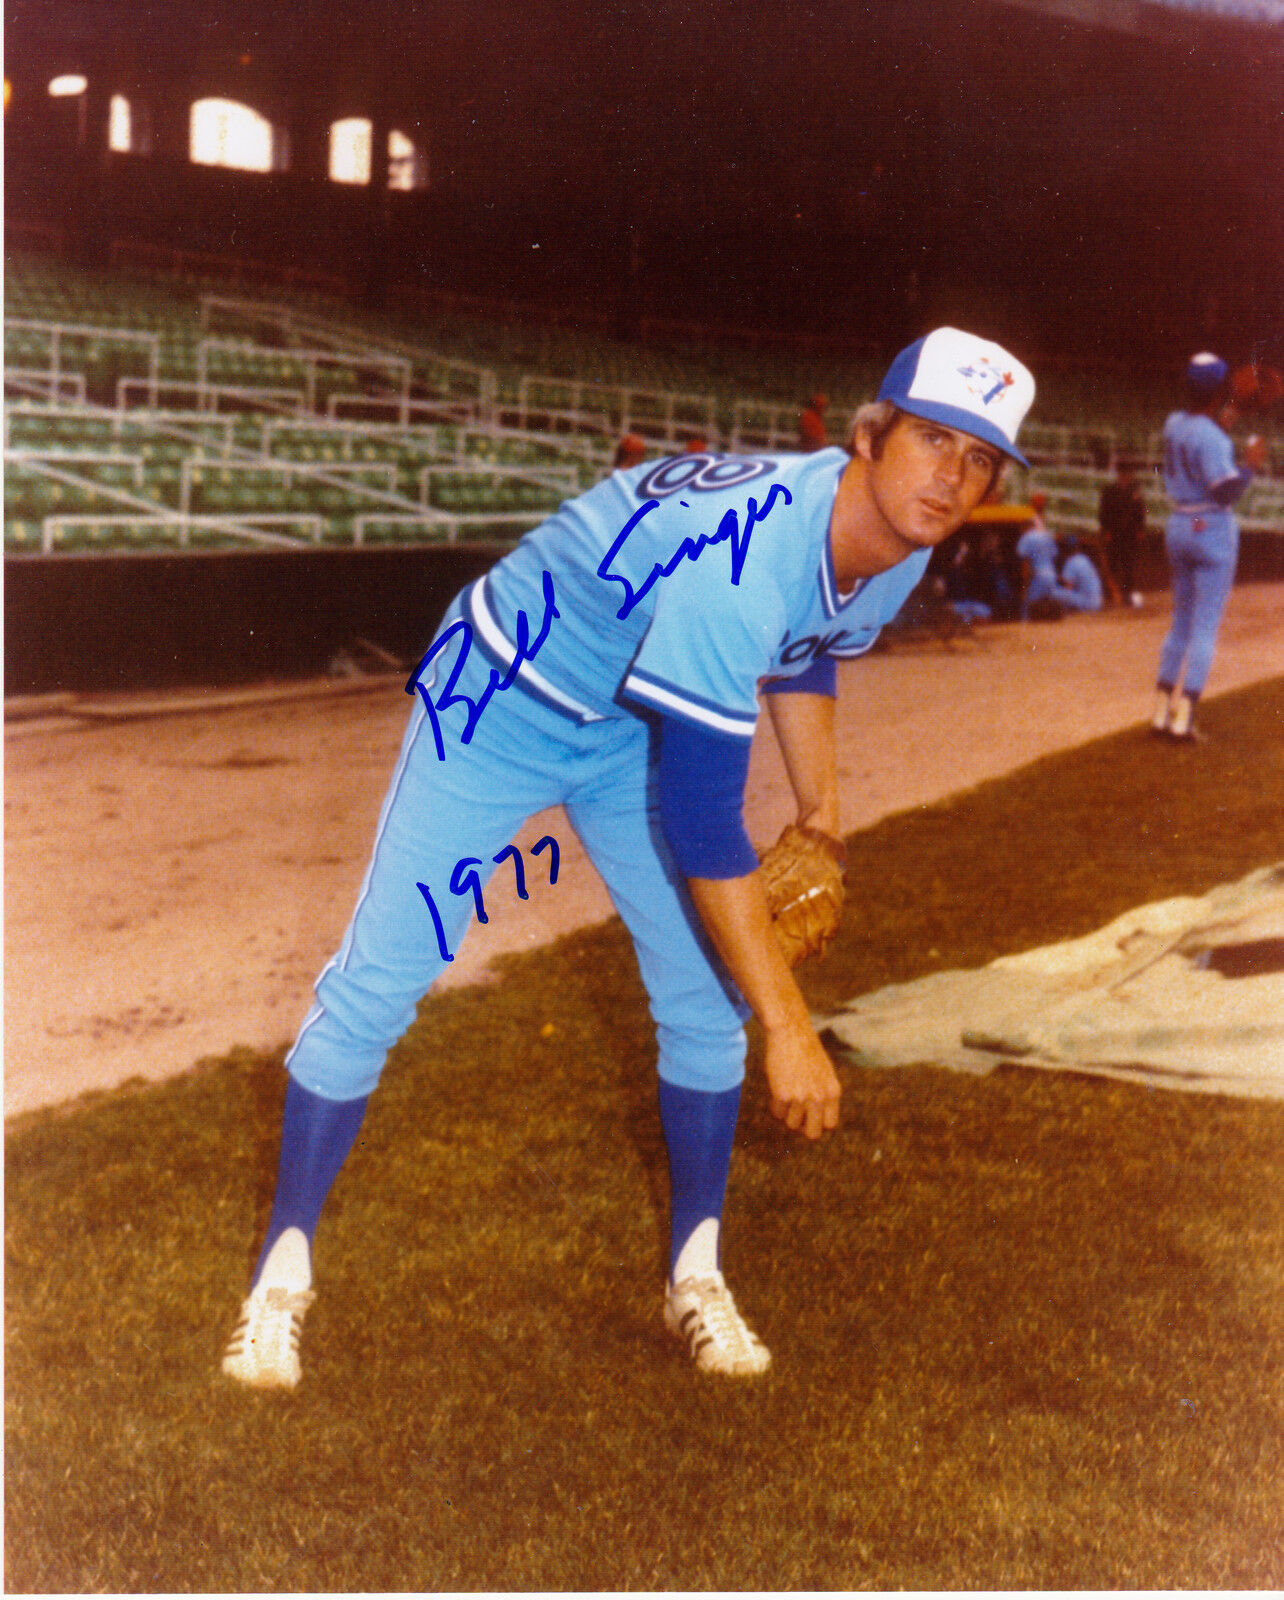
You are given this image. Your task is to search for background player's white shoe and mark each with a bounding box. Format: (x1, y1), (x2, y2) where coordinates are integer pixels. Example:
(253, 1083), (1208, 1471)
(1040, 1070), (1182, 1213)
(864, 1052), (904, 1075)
(222, 1285), (316, 1389)
(221, 1226), (314, 1390)
(665, 1273), (772, 1376)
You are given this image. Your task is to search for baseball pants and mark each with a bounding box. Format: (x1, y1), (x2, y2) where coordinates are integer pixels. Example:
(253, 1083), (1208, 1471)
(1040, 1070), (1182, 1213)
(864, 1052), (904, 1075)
(1156, 513), (1238, 697)
(286, 598), (750, 1103)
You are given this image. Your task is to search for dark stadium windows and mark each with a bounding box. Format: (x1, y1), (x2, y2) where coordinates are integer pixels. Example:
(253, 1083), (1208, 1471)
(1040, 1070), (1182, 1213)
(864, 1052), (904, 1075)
(190, 97), (287, 173)
(328, 118), (426, 189)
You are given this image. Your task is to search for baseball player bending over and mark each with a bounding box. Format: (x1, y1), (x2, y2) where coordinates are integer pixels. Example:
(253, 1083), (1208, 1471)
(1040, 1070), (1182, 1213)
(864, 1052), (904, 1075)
(223, 327), (1035, 1389)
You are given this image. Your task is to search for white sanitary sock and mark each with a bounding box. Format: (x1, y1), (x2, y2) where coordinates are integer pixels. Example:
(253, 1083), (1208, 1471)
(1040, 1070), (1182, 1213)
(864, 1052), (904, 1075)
(256, 1226), (312, 1292)
(671, 1217), (720, 1284)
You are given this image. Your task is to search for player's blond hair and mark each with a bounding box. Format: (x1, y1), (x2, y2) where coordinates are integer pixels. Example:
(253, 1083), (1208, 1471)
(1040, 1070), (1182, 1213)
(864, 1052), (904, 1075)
(847, 400), (898, 457)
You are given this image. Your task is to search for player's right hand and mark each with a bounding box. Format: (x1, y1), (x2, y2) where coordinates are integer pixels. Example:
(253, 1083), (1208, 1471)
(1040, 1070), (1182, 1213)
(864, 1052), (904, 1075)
(763, 1020), (842, 1140)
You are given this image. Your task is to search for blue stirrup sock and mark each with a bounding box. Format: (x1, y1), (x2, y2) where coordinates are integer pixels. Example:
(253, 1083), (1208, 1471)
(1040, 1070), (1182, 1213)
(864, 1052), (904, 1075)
(658, 1080), (742, 1284)
(251, 1077), (369, 1289)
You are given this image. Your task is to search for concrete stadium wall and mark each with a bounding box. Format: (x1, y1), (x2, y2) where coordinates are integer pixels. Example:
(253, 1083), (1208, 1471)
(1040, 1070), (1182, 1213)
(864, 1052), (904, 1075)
(4, 544), (507, 696)
(6, 535), (1282, 698)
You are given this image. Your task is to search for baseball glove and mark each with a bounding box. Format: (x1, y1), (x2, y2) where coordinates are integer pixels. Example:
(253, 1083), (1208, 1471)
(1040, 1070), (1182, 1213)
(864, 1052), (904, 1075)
(757, 823), (847, 967)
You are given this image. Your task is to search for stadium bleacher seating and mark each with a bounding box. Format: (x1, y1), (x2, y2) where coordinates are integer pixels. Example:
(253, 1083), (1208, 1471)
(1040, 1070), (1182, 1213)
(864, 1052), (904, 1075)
(5, 250), (1282, 556)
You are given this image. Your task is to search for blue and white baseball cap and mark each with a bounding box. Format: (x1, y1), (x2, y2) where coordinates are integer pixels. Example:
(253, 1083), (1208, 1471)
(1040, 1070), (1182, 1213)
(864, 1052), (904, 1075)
(1186, 352), (1228, 393)
(878, 327), (1036, 467)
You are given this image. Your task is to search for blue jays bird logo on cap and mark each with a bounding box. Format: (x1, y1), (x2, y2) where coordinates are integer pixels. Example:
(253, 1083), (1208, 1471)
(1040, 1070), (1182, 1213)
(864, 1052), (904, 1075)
(957, 359), (1015, 408)
(878, 326), (1035, 466)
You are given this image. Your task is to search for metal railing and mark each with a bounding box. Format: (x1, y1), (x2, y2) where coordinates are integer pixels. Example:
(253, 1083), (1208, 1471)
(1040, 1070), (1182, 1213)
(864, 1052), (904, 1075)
(6, 448), (147, 489)
(4, 399), (241, 454)
(115, 375), (309, 415)
(513, 374), (719, 444)
(4, 368), (88, 403)
(326, 393), (481, 426)
(200, 294), (498, 416)
(256, 416), (442, 461)
(448, 422), (610, 471)
(177, 452), (413, 520)
(35, 512), (325, 553)
(350, 511), (544, 546)
(4, 319), (161, 402)
(196, 337), (412, 415)
(417, 462), (580, 506)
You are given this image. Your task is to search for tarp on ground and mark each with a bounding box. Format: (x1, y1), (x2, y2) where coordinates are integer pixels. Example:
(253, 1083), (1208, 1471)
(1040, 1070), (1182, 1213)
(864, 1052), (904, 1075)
(817, 864), (1284, 1100)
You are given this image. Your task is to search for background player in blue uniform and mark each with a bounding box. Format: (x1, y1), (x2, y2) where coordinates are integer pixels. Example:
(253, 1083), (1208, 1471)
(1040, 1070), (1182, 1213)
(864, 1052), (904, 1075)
(1057, 535), (1104, 613)
(222, 328), (1035, 1388)
(1151, 352), (1266, 740)
(1016, 493), (1062, 617)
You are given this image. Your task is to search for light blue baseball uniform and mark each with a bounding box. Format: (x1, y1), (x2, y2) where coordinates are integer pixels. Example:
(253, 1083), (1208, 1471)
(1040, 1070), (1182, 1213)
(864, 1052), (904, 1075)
(1016, 522), (1060, 615)
(480, 448), (927, 734)
(286, 449), (930, 1102)
(1058, 550), (1103, 612)
(1156, 411), (1243, 695)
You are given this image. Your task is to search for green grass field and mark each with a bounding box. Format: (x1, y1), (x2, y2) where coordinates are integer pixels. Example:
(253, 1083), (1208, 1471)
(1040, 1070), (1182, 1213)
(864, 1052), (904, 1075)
(7, 677), (1284, 1592)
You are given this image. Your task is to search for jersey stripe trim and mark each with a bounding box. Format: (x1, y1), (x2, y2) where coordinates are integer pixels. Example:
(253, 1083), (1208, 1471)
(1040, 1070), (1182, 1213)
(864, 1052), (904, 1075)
(824, 634), (880, 659)
(468, 579), (605, 725)
(818, 468), (860, 618)
(287, 690), (438, 1067)
(623, 668), (759, 738)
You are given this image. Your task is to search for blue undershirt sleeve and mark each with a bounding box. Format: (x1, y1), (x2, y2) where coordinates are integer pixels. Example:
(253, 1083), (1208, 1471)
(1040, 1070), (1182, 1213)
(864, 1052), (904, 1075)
(658, 715), (758, 880)
(761, 655), (837, 698)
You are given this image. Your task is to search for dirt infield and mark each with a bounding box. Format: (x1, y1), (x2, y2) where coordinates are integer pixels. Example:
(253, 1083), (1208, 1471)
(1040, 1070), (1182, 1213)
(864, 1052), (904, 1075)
(7, 585), (1283, 1118)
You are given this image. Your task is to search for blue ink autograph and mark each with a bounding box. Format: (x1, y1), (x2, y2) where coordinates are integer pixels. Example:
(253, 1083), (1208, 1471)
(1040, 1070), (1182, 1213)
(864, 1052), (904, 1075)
(595, 482), (792, 621)
(405, 473), (793, 756)
(405, 570), (560, 761)
(417, 835), (560, 963)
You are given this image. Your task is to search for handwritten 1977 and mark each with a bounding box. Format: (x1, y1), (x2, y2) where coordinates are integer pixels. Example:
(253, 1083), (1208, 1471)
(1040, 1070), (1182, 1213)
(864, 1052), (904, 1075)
(417, 835), (560, 961)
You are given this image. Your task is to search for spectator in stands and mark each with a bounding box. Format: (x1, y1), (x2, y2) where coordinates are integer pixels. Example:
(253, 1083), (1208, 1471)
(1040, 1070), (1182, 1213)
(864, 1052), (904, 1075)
(613, 433), (647, 471)
(1056, 535), (1104, 612)
(1098, 459), (1146, 608)
(682, 435), (709, 454)
(1016, 493), (1063, 619)
(798, 393), (829, 451)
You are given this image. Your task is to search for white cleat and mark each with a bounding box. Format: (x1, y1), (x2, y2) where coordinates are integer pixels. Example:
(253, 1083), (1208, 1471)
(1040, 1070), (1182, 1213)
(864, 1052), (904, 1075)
(222, 1226), (314, 1390)
(665, 1272), (772, 1376)
(222, 1284), (316, 1390)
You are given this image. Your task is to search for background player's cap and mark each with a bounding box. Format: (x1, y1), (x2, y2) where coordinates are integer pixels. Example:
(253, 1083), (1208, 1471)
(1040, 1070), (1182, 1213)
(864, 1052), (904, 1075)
(879, 327), (1035, 467)
(1186, 351), (1228, 392)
